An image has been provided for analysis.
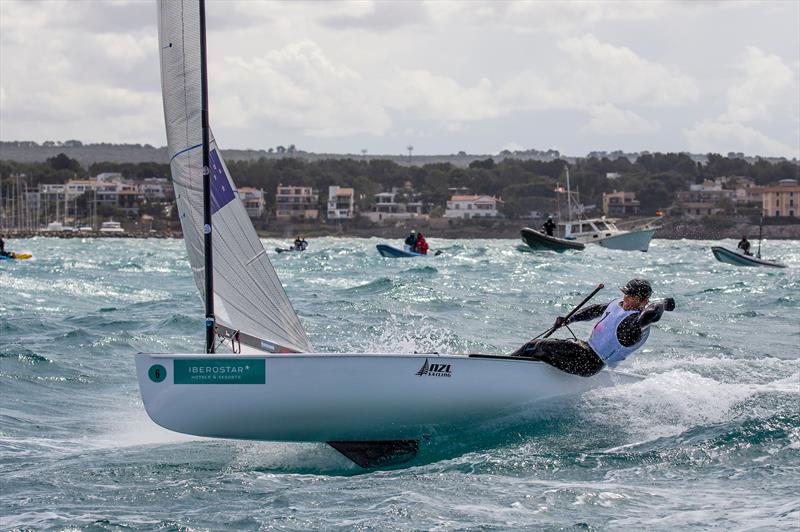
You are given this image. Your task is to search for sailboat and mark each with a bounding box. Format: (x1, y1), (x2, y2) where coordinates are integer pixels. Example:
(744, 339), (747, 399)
(711, 217), (786, 268)
(135, 0), (642, 468)
(559, 168), (659, 252)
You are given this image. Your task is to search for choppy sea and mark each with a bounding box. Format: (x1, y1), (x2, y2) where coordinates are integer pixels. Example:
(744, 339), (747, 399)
(1, 236), (798, 530)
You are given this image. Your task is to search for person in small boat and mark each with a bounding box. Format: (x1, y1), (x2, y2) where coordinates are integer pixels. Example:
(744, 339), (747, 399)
(404, 230), (417, 252)
(292, 236), (308, 251)
(415, 232), (429, 255)
(542, 217), (556, 237)
(512, 279), (675, 377)
(0, 235), (6, 256)
(737, 236), (752, 256)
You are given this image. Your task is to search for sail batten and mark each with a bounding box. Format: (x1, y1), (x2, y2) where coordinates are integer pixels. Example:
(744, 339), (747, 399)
(158, 0), (312, 354)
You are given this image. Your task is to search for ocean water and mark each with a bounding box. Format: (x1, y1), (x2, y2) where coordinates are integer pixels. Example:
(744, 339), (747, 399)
(1, 236), (798, 530)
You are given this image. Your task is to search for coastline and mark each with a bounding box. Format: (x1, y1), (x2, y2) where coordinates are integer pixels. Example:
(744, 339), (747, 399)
(3, 220), (800, 240)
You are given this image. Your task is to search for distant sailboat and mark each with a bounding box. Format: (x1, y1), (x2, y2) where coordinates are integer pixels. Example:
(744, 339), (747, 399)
(135, 0), (641, 468)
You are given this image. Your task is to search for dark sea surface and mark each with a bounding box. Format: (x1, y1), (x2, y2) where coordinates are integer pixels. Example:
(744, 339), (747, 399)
(1, 236), (798, 530)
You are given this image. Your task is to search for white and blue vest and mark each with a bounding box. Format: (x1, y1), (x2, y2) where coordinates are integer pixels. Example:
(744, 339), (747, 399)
(588, 298), (650, 367)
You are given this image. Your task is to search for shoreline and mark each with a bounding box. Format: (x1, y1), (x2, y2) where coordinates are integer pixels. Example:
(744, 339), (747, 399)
(3, 221), (800, 241)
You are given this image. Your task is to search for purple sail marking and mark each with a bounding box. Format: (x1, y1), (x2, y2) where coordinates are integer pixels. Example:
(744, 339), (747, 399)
(209, 149), (236, 214)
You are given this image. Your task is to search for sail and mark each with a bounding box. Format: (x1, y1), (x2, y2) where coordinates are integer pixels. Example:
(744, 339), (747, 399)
(157, 0), (312, 354)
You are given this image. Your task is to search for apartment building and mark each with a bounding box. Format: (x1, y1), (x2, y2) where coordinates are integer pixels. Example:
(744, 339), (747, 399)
(237, 187), (266, 219)
(762, 179), (799, 218)
(275, 185), (319, 221)
(602, 191), (640, 216)
(327, 186), (355, 220)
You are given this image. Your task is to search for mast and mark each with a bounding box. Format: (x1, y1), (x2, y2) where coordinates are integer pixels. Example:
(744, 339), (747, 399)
(757, 215), (763, 259)
(199, 0), (215, 354)
(565, 165), (573, 224)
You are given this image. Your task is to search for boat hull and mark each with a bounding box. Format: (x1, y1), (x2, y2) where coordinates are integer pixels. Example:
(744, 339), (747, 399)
(376, 244), (425, 258)
(520, 228), (585, 252)
(583, 228), (657, 251)
(135, 353), (641, 442)
(711, 246), (786, 268)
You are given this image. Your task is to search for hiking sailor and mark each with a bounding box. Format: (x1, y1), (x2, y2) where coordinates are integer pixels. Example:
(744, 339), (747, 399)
(512, 279), (675, 376)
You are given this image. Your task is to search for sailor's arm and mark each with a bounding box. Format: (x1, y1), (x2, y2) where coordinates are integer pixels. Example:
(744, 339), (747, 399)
(616, 298), (676, 347)
(564, 303), (609, 324)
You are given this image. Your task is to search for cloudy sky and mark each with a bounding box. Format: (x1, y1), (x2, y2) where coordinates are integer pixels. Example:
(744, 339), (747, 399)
(1, 0), (798, 157)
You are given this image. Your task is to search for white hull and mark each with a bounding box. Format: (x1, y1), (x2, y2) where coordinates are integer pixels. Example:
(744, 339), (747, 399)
(135, 352), (641, 442)
(578, 228), (657, 251)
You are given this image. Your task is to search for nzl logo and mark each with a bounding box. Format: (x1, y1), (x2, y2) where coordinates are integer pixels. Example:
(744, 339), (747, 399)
(415, 358), (452, 378)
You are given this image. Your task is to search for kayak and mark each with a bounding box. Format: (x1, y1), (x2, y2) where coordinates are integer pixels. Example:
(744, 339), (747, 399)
(0, 252), (32, 260)
(711, 246), (786, 268)
(520, 227), (585, 252)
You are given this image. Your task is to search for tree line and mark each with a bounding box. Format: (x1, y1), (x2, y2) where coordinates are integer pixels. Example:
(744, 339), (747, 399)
(1, 152), (797, 218)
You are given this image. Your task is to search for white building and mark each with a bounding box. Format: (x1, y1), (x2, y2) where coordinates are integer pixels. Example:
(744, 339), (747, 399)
(445, 195), (503, 219)
(363, 190), (426, 223)
(237, 187), (266, 219)
(327, 186), (355, 220)
(275, 185), (319, 221)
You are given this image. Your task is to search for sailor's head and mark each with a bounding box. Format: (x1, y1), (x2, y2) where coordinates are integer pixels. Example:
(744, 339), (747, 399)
(547, 216), (553, 221)
(410, 229), (416, 235)
(620, 278), (652, 310)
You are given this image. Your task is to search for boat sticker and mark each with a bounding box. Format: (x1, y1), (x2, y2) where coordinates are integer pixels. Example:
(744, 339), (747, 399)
(174, 359), (265, 384)
(148, 364), (167, 383)
(415, 358), (452, 378)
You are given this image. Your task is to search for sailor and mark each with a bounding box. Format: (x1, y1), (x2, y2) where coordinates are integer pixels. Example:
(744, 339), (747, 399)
(0, 234), (5, 256)
(404, 230), (417, 252)
(512, 279), (675, 377)
(299, 236), (308, 251)
(293, 237), (303, 251)
(737, 235), (752, 256)
(542, 216), (556, 237)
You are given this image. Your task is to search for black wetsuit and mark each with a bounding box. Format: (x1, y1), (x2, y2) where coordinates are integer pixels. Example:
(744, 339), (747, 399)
(542, 219), (556, 236)
(738, 239), (752, 256)
(512, 299), (671, 377)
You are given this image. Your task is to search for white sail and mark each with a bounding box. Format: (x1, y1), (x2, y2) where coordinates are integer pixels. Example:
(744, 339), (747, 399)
(157, 0), (311, 354)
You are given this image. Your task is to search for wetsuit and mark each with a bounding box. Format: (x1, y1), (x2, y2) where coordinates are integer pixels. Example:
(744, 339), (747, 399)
(512, 298), (673, 377)
(738, 239), (752, 256)
(542, 219), (556, 236)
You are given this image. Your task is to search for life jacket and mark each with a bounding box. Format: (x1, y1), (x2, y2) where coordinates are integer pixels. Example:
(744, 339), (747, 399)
(588, 298), (650, 367)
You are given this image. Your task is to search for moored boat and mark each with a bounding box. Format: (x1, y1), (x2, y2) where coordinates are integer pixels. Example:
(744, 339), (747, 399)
(520, 227), (585, 252)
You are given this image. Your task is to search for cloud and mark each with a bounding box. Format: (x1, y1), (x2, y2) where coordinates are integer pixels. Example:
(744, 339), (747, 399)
(723, 46), (794, 123)
(583, 104), (660, 135)
(555, 34), (699, 107)
(684, 119), (796, 157)
(684, 46), (798, 157)
(383, 71), (502, 122)
(320, 1), (429, 31)
(215, 41), (391, 137)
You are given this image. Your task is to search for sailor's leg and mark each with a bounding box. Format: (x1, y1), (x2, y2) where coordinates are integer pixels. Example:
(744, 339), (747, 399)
(513, 339), (604, 377)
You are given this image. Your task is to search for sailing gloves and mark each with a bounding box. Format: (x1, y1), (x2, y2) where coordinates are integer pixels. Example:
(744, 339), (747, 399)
(663, 297), (676, 311)
(553, 316), (567, 328)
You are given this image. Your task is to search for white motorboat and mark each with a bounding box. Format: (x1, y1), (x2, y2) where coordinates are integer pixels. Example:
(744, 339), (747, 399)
(556, 168), (659, 252)
(135, 0), (642, 468)
(562, 218), (658, 252)
(99, 220), (125, 233)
